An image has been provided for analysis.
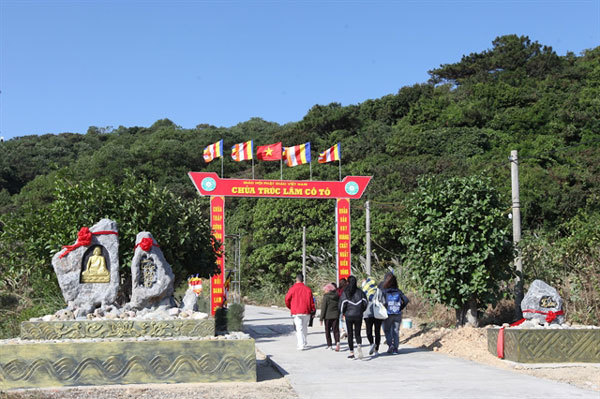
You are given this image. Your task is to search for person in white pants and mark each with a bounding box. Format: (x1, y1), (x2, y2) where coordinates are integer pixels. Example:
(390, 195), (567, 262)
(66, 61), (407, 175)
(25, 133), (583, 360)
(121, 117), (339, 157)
(285, 273), (316, 350)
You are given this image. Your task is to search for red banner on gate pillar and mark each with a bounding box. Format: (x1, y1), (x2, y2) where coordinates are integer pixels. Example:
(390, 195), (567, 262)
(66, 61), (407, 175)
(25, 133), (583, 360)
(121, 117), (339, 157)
(336, 198), (351, 283)
(210, 196), (225, 315)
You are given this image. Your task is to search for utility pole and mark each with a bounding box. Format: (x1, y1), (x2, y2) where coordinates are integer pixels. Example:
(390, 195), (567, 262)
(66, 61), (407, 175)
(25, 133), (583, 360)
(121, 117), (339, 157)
(302, 226), (306, 283)
(510, 150), (523, 318)
(365, 201), (371, 276)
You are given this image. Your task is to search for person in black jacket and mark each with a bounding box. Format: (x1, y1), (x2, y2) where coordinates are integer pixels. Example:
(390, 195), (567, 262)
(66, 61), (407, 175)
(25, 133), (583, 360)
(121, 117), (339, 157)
(319, 283), (340, 351)
(339, 275), (368, 359)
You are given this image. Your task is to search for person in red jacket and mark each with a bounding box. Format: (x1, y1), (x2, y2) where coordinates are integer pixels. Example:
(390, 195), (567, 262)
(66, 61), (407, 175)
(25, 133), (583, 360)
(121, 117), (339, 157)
(285, 273), (316, 350)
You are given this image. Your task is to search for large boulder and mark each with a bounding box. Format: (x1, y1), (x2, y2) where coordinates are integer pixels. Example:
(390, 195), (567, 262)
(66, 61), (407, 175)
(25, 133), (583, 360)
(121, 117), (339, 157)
(128, 232), (175, 310)
(521, 279), (565, 324)
(52, 219), (120, 317)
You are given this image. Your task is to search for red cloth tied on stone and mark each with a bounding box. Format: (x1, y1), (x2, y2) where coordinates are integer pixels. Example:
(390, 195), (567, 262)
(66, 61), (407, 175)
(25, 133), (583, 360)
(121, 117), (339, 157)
(497, 308), (565, 358)
(136, 237), (159, 252)
(59, 227), (118, 258)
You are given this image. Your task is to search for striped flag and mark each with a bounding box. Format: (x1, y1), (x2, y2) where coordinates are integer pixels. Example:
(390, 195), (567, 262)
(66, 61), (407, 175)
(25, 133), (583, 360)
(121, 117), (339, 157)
(203, 140), (223, 163)
(318, 143), (341, 164)
(231, 140), (253, 162)
(284, 142), (311, 167)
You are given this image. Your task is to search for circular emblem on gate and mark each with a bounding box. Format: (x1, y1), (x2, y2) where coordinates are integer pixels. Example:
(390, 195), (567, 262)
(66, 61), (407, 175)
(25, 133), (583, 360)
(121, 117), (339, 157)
(201, 177), (216, 192)
(345, 181), (359, 195)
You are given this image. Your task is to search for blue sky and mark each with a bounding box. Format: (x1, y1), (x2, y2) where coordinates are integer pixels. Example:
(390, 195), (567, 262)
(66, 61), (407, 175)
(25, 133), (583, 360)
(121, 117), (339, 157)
(1, 0), (598, 140)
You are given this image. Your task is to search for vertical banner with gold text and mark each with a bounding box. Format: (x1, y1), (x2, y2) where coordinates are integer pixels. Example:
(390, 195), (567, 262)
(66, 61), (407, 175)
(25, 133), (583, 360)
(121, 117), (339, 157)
(210, 196), (225, 315)
(336, 198), (351, 283)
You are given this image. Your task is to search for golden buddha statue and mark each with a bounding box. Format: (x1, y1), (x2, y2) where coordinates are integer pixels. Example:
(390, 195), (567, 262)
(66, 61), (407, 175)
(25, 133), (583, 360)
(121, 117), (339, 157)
(81, 246), (110, 283)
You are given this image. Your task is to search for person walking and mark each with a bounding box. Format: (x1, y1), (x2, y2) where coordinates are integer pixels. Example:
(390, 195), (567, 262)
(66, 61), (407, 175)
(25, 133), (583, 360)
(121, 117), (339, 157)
(381, 273), (409, 354)
(362, 276), (384, 356)
(319, 283), (341, 351)
(337, 278), (348, 339)
(339, 275), (367, 359)
(285, 273), (316, 350)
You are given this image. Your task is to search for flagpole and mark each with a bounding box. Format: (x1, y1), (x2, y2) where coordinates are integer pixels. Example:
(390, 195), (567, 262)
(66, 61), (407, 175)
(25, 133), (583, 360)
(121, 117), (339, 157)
(221, 155), (224, 178)
(309, 161), (312, 181)
(338, 158), (342, 181)
(280, 159), (283, 180)
(252, 157), (255, 180)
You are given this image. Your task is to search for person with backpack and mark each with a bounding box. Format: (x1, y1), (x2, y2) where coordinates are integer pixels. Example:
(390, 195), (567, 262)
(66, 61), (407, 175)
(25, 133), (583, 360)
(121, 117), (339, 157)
(339, 275), (368, 359)
(319, 283), (341, 351)
(362, 276), (384, 356)
(381, 273), (409, 354)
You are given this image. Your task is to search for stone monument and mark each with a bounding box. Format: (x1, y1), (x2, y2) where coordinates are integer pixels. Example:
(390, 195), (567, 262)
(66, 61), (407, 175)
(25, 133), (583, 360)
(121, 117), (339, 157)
(521, 279), (565, 325)
(127, 232), (175, 310)
(51, 218), (120, 317)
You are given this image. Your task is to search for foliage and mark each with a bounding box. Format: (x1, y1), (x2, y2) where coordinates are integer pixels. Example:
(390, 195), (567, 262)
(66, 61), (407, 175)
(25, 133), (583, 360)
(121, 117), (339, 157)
(226, 303), (245, 332)
(403, 175), (514, 325)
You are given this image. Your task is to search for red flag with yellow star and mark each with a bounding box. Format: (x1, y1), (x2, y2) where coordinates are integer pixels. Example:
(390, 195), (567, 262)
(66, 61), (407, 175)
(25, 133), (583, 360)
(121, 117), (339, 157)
(256, 142), (282, 161)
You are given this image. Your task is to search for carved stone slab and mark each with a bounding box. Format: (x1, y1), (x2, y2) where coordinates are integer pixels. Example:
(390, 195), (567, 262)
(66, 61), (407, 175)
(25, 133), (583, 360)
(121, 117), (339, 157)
(128, 232), (174, 310)
(20, 319), (214, 340)
(0, 338), (256, 389)
(51, 219), (120, 317)
(488, 328), (600, 363)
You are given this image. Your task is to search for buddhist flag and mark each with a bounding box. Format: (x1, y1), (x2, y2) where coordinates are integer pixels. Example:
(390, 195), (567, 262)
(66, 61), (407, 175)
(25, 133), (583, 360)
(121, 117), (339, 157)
(318, 142), (341, 164)
(256, 142), (282, 161)
(284, 142), (311, 167)
(231, 140), (253, 162)
(203, 140), (223, 163)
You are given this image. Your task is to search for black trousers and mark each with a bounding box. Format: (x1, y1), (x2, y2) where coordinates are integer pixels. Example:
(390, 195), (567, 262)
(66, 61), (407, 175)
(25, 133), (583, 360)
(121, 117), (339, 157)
(324, 318), (340, 347)
(364, 317), (383, 350)
(345, 318), (362, 351)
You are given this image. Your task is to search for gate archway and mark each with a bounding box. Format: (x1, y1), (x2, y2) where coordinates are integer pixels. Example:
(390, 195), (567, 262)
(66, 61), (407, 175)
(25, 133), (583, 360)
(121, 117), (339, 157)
(189, 172), (371, 314)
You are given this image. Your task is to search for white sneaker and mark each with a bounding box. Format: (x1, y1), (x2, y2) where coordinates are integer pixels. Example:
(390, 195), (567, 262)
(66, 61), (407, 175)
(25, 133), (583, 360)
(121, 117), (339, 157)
(326, 346), (332, 350)
(356, 344), (363, 359)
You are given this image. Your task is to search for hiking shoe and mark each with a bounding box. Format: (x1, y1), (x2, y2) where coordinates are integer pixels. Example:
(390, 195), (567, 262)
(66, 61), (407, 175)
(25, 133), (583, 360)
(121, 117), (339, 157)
(347, 353), (355, 359)
(369, 343), (376, 355)
(387, 346), (394, 354)
(393, 347), (399, 354)
(335, 343), (340, 352)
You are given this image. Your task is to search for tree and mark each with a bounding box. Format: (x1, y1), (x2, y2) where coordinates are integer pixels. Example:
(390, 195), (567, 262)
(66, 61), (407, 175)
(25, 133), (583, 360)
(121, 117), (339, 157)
(404, 175), (513, 326)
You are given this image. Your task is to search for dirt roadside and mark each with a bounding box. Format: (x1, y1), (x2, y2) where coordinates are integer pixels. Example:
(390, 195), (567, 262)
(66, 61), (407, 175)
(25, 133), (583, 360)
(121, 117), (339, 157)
(398, 323), (600, 392)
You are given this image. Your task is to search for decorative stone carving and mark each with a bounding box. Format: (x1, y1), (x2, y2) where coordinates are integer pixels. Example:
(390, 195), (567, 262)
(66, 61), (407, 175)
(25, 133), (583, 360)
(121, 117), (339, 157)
(521, 279), (565, 324)
(128, 232), (175, 310)
(52, 219), (120, 317)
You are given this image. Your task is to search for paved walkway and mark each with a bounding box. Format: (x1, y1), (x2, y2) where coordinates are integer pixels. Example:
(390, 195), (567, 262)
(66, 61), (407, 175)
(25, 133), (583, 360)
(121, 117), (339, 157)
(243, 305), (597, 399)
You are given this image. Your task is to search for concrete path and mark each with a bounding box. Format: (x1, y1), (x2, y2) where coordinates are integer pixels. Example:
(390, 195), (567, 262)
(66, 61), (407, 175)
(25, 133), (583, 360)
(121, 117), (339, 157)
(244, 304), (597, 399)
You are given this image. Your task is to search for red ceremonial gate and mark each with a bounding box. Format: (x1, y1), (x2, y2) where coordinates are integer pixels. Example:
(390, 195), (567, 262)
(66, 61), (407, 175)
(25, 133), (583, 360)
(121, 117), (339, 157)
(188, 172), (371, 314)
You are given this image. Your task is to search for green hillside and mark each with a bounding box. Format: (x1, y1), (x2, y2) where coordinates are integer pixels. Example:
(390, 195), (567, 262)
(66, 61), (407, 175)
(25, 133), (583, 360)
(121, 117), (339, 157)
(1, 35), (598, 335)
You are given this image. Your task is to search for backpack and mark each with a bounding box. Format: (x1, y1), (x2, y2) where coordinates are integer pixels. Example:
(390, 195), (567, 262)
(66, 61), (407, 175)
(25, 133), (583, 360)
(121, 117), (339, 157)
(386, 290), (402, 315)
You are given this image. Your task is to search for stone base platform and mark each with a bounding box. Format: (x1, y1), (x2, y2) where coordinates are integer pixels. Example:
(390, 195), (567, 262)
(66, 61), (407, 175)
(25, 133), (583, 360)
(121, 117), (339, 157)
(488, 328), (600, 363)
(20, 319), (214, 340)
(0, 338), (256, 389)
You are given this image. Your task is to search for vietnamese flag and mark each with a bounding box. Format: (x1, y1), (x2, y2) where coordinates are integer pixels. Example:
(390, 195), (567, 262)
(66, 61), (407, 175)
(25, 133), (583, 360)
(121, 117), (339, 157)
(256, 142), (282, 161)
